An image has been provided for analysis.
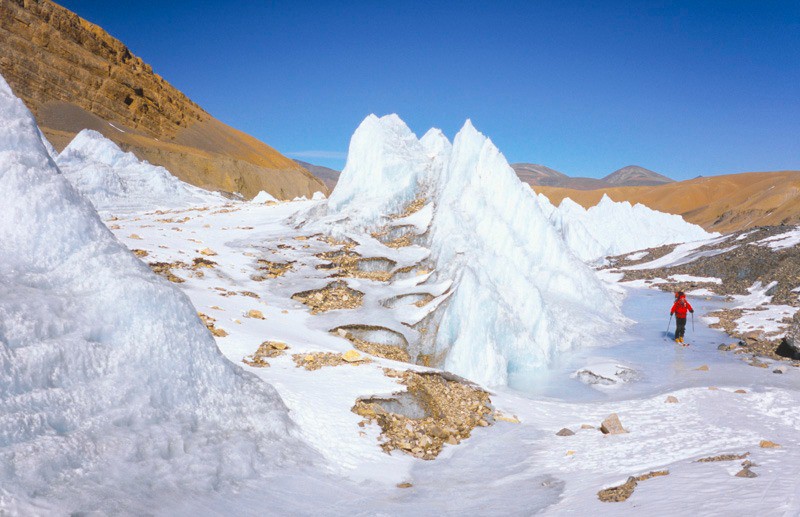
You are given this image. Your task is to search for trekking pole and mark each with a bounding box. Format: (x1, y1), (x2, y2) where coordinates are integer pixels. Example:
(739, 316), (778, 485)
(666, 314), (673, 337)
(692, 312), (695, 333)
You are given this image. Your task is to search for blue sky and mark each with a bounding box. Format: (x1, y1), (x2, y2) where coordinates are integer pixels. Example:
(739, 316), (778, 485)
(59, 1), (799, 179)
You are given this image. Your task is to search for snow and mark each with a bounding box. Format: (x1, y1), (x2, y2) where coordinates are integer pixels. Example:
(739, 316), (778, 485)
(623, 235), (733, 270)
(535, 193), (716, 263)
(624, 250), (649, 261)
(0, 74), (317, 512)
(669, 274), (723, 284)
(252, 190), (279, 203)
(56, 129), (225, 212)
(313, 114), (623, 387)
(729, 282), (799, 336)
(753, 227), (800, 250)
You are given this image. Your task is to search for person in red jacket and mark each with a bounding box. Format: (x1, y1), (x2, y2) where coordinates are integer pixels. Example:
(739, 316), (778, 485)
(670, 291), (694, 343)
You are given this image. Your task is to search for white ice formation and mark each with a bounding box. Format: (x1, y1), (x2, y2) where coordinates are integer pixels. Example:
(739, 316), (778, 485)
(310, 114), (624, 387)
(535, 193), (715, 263)
(0, 75), (312, 511)
(56, 129), (224, 212)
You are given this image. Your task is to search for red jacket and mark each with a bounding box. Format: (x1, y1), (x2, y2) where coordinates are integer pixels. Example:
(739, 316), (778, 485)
(671, 297), (693, 318)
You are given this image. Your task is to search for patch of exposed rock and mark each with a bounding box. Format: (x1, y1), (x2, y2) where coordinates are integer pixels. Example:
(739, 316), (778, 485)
(597, 470), (669, 503)
(292, 350), (371, 371)
(198, 312), (227, 337)
(777, 311), (800, 360)
(242, 341), (289, 367)
(292, 282), (364, 314)
(252, 259), (294, 281)
(352, 369), (494, 460)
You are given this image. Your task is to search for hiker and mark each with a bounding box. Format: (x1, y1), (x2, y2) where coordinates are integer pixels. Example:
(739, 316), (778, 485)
(670, 291), (694, 343)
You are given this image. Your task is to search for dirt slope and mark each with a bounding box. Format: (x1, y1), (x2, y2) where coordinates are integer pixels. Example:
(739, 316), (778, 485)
(535, 171), (800, 233)
(0, 0), (326, 199)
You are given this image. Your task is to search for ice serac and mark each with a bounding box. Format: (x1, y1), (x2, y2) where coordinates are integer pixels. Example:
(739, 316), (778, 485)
(56, 129), (224, 212)
(321, 115), (621, 387)
(425, 121), (619, 385)
(327, 114), (432, 226)
(0, 75), (312, 511)
(537, 193), (716, 262)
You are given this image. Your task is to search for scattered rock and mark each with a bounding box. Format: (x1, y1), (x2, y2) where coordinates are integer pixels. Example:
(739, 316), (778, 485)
(199, 248), (218, 256)
(735, 467), (758, 478)
(342, 349), (365, 363)
(242, 341), (289, 367)
(598, 470), (669, 503)
(556, 428), (575, 437)
(129, 233), (142, 240)
(718, 343), (737, 351)
(292, 351), (372, 371)
(665, 396), (679, 403)
(566, 450), (575, 456)
(132, 249), (149, 258)
(773, 365), (788, 374)
(694, 365), (709, 371)
(246, 309), (265, 320)
(734, 389), (747, 394)
(148, 261), (187, 283)
(759, 440), (780, 448)
(696, 452), (749, 463)
(749, 358), (769, 368)
(198, 312), (227, 337)
(192, 257), (217, 269)
(252, 259), (295, 280)
(600, 413), (628, 435)
(397, 482), (413, 489)
(580, 424), (595, 430)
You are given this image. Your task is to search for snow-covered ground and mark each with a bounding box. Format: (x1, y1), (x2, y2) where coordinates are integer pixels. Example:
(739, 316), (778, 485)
(3, 78), (799, 515)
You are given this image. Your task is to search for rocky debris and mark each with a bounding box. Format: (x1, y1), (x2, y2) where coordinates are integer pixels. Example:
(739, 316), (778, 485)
(598, 471), (669, 503)
(391, 197), (427, 219)
(198, 312), (227, 337)
(128, 233), (143, 240)
(192, 257), (217, 269)
(242, 341), (289, 367)
(696, 453), (749, 463)
(292, 282), (364, 314)
(396, 482), (413, 489)
(776, 311), (800, 360)
(735, 467), (758, 478)
(556, 428), (575, 437)
(317, 247), (395, 282)
(348, 337), (410, 363)
(748, 358), (769, 368)
(494, 411), (520, 424)
(575, 364), (637, 386)
(600, 413), (627, 435)
(580, 424), (595, 429)
(384, 234), (414, 249)
(199, 248), (218, 256)
(734, 389), (748, 394)
(694, 365), (710, 371)
(292, 351), (372, 371)
(246, 309), (265, 320)
(759, 440), (780, 448)
(132, 249), (149, 258)
(773, 365), (788, 374)
(252, 259), (295, 281)
(665, 395), (679, 403)
(148, 261), (186, 283)
(240, 291), (260, 299)
(352, 369), (494, 460)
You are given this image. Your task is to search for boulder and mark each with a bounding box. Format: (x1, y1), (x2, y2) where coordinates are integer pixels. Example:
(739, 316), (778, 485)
(776, 312), (800, 359)
(556, 428), (575, 437)
(600, 413), (628, 435)
(665, 396), (679, 403)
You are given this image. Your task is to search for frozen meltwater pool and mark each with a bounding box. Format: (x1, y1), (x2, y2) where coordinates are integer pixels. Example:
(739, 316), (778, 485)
(508, 286), (795, 402)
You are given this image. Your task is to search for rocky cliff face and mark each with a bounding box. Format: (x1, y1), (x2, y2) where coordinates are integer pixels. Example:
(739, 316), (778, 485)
(0, 0), (326, 199)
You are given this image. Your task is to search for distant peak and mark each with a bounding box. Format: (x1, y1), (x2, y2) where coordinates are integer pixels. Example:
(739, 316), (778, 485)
(603, 165), (674, 186)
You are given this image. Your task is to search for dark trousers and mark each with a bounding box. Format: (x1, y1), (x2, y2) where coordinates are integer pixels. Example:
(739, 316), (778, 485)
(675, 317), (687, 339)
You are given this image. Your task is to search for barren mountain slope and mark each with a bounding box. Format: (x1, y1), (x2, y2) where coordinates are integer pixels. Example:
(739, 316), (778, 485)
(294, 159), (341, 190)
(0, 0), (326, 199)
(536, 171), (800, 233)
(603, 165), (674, 186)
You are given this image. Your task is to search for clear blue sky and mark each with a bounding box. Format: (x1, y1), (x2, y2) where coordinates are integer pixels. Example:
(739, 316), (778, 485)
(59, 0), (799, 179)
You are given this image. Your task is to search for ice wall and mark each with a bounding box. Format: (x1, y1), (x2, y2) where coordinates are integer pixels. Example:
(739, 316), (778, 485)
(57, 129), (224, 212)
(537, 193), (716, 262)
(323, 115), (622, 386)
(0, 75), (312, 511)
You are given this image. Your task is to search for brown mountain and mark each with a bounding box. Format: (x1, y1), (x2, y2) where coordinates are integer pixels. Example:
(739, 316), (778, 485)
(294, 160), (341, 191)
(513, 162), (673, 189)
(603, 165), (674, 186)
(535, 170), (800, 233)
(0, 0), (325, 199)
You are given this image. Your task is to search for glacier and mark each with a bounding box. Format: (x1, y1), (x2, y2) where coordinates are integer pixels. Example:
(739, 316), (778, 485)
(0, 75), (315, 511)
(314, 114), (624, 387)
(535, 193), (716, 262)
(56, 129), (225, 212)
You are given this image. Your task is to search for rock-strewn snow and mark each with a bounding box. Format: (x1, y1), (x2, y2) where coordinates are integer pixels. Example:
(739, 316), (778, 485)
(317, 115), (623, 386)
(536, 193), (716, 262)
(0, 75), (312, 511)
(57, 129), (224, 212)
